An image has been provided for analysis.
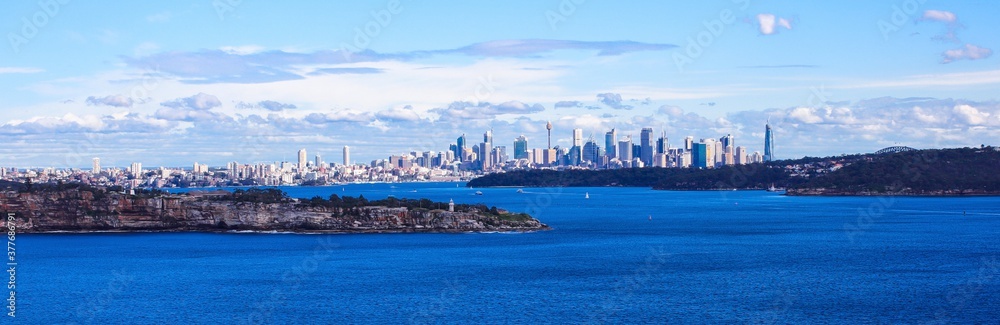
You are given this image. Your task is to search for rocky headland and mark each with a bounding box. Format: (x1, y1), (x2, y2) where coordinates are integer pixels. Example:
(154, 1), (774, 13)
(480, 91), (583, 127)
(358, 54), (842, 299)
(0, 186), (549, 234)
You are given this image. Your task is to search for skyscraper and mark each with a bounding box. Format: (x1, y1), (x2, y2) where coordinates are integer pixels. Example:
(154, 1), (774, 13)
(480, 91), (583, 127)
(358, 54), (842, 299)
(720, 134), (734, 148)
(298, 149), (307, 171)
(514, 135), (528, 160)
(315, 154), (323, 168)
(343, 146), (351, 166)
(92, 158), (100, 174)
(130, 162), (143, 176)
(640, 128), (654, 166)
(764, 121), (774, 161)
(684, 136), (694, 151)
(583, 139), (601, 164)
(570, 128), (583, 165)
(691, 143), (708, 168)
(482, 130), (493, 169)
(456, 134), (467, 162)
(618, 137), (633, 163)
(656, 132), (668, 155)
(605, 129), (617, 159)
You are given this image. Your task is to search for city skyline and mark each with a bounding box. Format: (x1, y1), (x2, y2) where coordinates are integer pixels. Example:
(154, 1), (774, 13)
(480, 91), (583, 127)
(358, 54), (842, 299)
(2, 2), (1000, 167)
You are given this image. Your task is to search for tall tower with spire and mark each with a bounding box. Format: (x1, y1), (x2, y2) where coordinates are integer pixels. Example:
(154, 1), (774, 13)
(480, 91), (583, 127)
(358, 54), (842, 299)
(546, 121), (553, 149)
(764, 119), (774, 162)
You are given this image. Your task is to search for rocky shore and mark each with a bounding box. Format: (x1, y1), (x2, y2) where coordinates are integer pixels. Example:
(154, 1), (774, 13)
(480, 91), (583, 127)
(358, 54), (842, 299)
(0, 190), (549, 234)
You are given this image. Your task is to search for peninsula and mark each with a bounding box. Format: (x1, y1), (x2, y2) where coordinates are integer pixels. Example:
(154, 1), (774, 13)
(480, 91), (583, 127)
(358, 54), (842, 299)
(467, 147), (1000, 196)
(0, 184), (548, 233)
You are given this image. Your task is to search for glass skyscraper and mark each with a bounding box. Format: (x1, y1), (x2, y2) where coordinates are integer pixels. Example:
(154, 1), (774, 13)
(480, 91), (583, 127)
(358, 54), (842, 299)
(514, 135), (528, 160)
(640, 128), (654, 166)
(764, 122), (774, 162)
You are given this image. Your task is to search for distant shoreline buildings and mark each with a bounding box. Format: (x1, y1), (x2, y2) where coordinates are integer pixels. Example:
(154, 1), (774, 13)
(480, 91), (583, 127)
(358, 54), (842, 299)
(0, 122), (774, 189)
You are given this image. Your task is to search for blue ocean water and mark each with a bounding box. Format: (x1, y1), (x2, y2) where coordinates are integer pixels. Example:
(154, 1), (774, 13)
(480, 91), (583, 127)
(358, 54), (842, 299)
(15, 183), (1000, 324)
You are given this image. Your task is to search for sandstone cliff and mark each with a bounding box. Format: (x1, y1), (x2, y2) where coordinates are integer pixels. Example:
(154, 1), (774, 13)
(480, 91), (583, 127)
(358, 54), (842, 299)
(0, 190), (548, 233)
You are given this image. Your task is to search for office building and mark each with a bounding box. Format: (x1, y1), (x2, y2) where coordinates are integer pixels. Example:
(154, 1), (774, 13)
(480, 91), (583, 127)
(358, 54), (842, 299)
(343, 146), (351, 166)
(691, 143), (708, 168)
(514, 135), (529, 160)
(456, 134), (468, 162)
(656, 133), (668, 155)
(640, 128), (654, 166)
(583, 140), (601, 165)
(618, 137), (633, 163)
(605, 129), (617, 159)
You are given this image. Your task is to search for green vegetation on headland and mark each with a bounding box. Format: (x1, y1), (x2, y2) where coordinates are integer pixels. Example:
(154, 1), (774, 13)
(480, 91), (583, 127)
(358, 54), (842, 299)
(467, 147), (1000, 196)
(0, 185), (545, 233)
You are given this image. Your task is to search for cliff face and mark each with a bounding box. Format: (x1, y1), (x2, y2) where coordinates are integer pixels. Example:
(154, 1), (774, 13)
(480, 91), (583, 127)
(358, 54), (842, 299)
(0, 191), (548, 233)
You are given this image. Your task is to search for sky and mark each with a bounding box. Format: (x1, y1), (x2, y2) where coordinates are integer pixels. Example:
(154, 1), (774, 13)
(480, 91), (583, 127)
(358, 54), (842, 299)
(1, 0), (999, 168)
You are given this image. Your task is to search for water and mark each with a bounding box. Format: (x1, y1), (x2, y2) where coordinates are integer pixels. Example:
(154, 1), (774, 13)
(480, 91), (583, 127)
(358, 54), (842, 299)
(16, 183), (1000, 324)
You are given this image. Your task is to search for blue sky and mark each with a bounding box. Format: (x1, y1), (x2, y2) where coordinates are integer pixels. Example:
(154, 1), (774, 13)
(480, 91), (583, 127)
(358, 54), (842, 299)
(1, 1), (999, 168)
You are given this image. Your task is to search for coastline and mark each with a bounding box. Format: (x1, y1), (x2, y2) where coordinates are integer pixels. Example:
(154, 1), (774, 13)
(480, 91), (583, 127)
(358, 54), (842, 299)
(20, 227), (552, 235)
(785, 188), (1000, 197)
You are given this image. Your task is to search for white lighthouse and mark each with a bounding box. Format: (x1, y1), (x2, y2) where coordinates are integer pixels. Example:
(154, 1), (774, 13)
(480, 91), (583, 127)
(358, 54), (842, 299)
(448, 199), (454, 212)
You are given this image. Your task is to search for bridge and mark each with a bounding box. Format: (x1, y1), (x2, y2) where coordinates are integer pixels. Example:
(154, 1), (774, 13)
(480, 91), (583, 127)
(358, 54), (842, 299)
(875, 146), (916, 155)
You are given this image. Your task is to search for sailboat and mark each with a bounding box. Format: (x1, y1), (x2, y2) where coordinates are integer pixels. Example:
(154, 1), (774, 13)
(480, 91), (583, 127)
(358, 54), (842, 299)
(766, 183), (778, 192)
(585, 192), (590, 199)
(648, 215), (652, 221)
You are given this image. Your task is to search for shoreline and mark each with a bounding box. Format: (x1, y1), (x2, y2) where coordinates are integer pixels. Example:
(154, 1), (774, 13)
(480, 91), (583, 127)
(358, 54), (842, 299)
(19, 227), (553, 235)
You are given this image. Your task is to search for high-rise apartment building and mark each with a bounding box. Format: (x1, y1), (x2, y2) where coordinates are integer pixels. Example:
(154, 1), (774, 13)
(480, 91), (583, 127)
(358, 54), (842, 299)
(764, 121), (774, 161)
(297, 149), (307, 171)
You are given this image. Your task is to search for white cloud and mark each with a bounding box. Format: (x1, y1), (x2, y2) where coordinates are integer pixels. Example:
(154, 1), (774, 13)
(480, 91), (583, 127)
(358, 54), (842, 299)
(942, 44), (993, 63)
(0, 67), (44, 74)
(843, 69), (1000, 89)
(161, 93), (222, 110)
(953, 104), (990, 125)
(921, 10), (957, 23)
(375, 106), (423, 122)
(146, 12), (172, 23)
(756, 14), (792, 35)
(220, 45), (266, 55)
(86, 95), (134, 108)
(787, 107), (823, 123)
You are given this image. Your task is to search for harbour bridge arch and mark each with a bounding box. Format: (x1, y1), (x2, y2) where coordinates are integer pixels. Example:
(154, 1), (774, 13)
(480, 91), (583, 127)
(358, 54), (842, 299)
(875, 146), (916, 155)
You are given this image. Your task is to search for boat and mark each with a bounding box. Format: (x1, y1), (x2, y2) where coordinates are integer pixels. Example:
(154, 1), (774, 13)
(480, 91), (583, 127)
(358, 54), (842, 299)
(585, 192), (590, 199)
(475, 191), (483, 195)
(648, 215), (652, 221)
(516, 189), (524, 193)
(766, 183), (778, 192)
